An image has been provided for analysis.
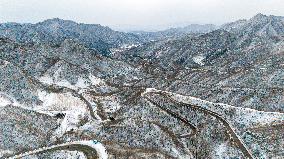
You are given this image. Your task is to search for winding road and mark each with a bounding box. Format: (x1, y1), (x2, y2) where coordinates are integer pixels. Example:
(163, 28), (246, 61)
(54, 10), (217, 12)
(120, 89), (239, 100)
(7, 140), (107, 159)
(142, 89), (254, 159)
(0, 55), (254, 158)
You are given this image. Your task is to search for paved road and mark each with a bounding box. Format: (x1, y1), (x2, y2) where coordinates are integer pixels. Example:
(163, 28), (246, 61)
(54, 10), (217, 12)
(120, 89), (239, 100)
(7, 140), (107, 159)
(143, 90), (254, 159)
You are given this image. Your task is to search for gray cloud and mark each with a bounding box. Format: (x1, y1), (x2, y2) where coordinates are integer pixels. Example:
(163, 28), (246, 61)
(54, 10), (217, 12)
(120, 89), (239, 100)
(1, 0), (284, 31)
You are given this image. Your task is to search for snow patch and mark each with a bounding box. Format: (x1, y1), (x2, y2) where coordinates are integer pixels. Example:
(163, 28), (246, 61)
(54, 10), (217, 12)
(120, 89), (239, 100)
(54, 109), (88, 137)
(40, 74), (95, 90)
(37, 90), (90, 137)
(56, 80), (77, 90)
(0, 92), (21, 107)
(75, 78), (89, 89)
(0, 60), (10, 67)
(39, 75), (53, 85)
(75, 140), (108, 159)
(0, 149), (13, 158)
(89, 74), (105, 86)
(0, 95), (12, 107)
(39, 75), (78, 90)
(37, 90), (86, 111)
(214, 142), (228, 158)
(193, 55), (205, 66)
(141, 88), (159, 96)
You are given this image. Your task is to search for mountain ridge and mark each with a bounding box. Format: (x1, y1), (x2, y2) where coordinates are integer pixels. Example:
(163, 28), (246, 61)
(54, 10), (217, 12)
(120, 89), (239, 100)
(0, 18), (142, 56)
(1, 13), (284, 158)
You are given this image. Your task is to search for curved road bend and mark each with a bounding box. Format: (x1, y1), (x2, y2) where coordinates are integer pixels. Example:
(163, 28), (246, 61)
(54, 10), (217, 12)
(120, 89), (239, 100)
(143, 91), (254, 159)
(143, 96), (198, 138)
(7, 140), (107, 159)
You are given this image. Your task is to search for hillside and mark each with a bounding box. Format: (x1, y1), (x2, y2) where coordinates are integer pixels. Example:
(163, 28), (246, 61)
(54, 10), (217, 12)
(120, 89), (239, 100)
(0, 18), (142, 56)
(115, 13), (284, 112)
(1, 14), (284, 159)
(132, 24), (216, 41)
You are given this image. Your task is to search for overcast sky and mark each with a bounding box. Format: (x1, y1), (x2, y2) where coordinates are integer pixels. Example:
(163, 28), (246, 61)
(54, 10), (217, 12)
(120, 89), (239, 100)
(1, 0), (284, 31)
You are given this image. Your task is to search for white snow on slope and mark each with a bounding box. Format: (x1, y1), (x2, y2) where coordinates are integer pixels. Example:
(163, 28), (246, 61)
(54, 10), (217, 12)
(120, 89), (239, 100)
(89, 74), (106, 86)
(0, 92), (21, 107)
(39, 75), (76, 90)
(193, 55), (205, 66)
(37, 90), (89, 137)
(0, 92), (56, 116)
(170, 147), (193, 159)
(0, 149), (13, 158)
(143, 88), (284, 128)
(172, 93), (283, 127)
(39, 74), (106, 90)
(80, 140), (108, 159)
(54, 109), (88, 136)
(37, 90), (86, 111)
(0, 95), (12, 107)
(213, 142), (228, 158)
(75, 78), (89, 88)
(141, 88), (157, 96)
(0, 60), (10, 68)
(56, 80), (77, 90)
(39, 75), (53, 85)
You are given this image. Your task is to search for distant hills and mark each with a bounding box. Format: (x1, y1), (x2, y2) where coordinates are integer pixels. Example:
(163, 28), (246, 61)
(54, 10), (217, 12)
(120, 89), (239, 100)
(0, 19), (218, 56)
(221, 13), (284, 39)
(0, 18), (141, 56)
(131, 24), (217, 41)
(119, 13), (284, 68)
(116, 13), (284, 112)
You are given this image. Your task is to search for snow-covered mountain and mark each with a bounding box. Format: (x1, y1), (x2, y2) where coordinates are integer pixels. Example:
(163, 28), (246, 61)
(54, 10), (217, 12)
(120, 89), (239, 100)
(1, 14), (284, 159)
(132, 24), (216, 41)
(0, 18), (142, 56)
(222, 13), (284, 39)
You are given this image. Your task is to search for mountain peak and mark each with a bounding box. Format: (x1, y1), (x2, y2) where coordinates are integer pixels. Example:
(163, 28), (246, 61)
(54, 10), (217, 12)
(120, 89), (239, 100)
(250, 13), (284, 22)
(39, 18), (77, 25)
(221, 13), (284, 39)
(249, 13), (270, 23)
(252, 13), (267, 19)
